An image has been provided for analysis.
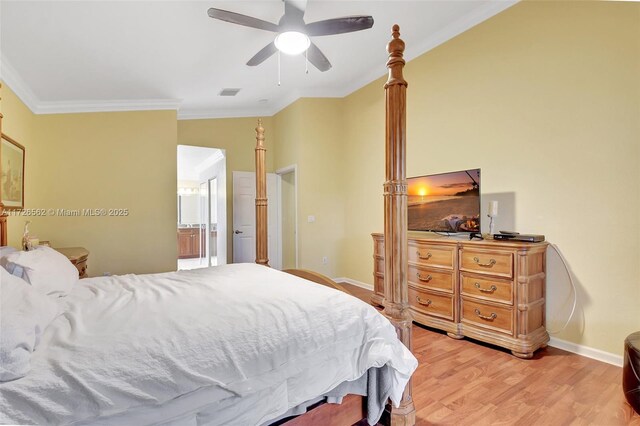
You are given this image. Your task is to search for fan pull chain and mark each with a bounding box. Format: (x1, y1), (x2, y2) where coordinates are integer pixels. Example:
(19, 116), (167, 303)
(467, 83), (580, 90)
(277, 50), (281, 86)
(305, 49), (309, 74)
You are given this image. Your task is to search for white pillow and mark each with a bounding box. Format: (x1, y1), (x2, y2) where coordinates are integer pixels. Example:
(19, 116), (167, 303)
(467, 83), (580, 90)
(0, 246), (17, 274)
(0, 246), (26, 279)
(0, 246), (17, 258)
(0, 268), (61, 382)
(2, 246), (79, 296)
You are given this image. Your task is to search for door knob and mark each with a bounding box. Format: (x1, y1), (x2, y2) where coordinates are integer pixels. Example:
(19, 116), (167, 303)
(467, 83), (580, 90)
(234, 230), (243, 234)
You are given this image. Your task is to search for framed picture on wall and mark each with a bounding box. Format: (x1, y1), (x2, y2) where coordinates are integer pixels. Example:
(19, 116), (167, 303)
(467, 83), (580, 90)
(1, 133), (25, 210)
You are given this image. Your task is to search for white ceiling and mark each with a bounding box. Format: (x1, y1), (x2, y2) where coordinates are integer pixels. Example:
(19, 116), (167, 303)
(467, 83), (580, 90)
(177, 145), (224, 181)
(0, 1), (516, 119)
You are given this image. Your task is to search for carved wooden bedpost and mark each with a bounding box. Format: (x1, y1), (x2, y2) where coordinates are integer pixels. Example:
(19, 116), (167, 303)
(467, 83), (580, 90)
(382, 25), (416, 426)
(255, 119), (269, 266)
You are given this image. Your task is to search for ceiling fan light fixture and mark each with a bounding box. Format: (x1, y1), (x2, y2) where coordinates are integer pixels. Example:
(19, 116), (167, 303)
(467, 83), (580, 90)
(274, 31), (310, 55)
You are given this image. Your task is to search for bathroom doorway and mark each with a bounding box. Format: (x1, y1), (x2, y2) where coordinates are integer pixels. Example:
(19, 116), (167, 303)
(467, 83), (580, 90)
(177, 145), (227, 270)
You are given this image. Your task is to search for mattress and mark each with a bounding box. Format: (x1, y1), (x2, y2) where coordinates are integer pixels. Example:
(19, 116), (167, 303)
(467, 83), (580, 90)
(0, 263), (417, 425)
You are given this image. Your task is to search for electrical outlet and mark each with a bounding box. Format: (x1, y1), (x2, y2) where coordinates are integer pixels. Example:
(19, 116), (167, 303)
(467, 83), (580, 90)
(322, 256), (328, 264)
(308, 215), (316, 223)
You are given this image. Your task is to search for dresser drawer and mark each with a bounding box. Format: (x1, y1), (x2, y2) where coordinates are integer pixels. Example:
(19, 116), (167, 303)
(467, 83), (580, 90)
(408, 285), (454, 321)
(374, 256), (384, 274)
(373, 275), (384, 295)
(460, 273), (513, 305)
(460, 249), (513, 278)
(408, 264), (454, 293)
(408, 242), (455, 269)
(461, 299), (513, 335)
(373, 236), (385, 257)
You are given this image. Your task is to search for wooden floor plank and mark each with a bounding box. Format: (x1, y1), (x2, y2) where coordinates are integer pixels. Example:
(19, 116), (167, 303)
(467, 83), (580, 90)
(340, 283), (640, 425)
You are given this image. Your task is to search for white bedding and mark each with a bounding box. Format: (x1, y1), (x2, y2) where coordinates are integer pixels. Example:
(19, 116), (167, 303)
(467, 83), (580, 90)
(0, 263), (417, 425)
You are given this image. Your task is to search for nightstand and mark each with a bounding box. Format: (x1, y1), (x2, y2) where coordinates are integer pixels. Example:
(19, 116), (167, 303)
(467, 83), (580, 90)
(55, 247), (90, 278)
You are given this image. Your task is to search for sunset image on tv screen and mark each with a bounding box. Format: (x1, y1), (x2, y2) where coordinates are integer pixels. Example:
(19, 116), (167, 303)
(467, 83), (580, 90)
(407, 169), (480, 232)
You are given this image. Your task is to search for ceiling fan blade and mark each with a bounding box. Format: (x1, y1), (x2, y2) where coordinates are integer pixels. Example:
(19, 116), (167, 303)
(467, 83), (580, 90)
(247, 42), (278, 66)
(307, 42), (332, 72)
(305, 16), (374, 37)
(207, 8), (280, 32)
(284, 0), (306, 20)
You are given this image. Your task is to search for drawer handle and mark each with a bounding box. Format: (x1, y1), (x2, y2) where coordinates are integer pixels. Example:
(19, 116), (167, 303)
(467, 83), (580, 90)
(417, 251), (432, 260)
(474, 308), (497, 321)
(417, 273), (432, 282)
(416, 296), (432, 307)
(474, 282), (497, 293)
(473, 257), (496, 267)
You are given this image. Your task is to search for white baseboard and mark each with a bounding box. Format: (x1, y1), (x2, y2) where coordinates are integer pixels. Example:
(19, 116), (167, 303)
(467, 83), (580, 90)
(332, 277), (623, 367)
(548, 337), (623, 367)
(333, 277), (374, 291)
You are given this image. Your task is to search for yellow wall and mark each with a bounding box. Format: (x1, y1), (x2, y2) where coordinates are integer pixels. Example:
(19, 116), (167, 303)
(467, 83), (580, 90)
(337, 1), (640, 355)
(177, 117), (274, 259)
(0, 85), (38, 247)
(272, 98), (346, 277)
(342, 76), (386, 282)
(1, 86), (178, 276)
(176, 100), (347, 277)
(173, 1), (639, 355)
(178, 104), (346, 275)
(281, 171), (296, 269)
(2, 0), (637, 356)
(31, 111), (178, 276)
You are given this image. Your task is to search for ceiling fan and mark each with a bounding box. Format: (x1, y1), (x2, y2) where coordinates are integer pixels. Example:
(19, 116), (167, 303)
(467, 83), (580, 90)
(207, 0), (374, 72)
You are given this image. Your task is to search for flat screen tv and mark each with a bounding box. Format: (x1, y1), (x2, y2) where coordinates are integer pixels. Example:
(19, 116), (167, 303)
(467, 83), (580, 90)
(407, 168), (481, 233)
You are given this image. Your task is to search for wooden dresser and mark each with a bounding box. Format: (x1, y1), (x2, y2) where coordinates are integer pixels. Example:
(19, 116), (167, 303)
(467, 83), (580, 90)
(372, 233), (549, 358)
(55, 247), (90, 278)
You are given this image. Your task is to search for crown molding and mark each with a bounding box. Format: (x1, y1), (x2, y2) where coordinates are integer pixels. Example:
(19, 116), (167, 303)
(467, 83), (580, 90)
(204, 0), (519, 120)
(177, 107), (275, 120)
(2, 0), (516, 119)
(338, 0), (519, 99)
(177, 88), (346, 120)
(410, 1), (519, 62)
(35, 99), (182, 115)
(0, 54), (40, 113)
(1, 54), (181, 115)
(194, 149), (225, 175)
(176, 85), (308, 120)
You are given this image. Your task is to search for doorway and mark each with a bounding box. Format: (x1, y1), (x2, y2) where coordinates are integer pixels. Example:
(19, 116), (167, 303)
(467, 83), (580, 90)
(177, 145), (227, 270)
(277, 165), (298, 269)
(232, 171), (281, 269)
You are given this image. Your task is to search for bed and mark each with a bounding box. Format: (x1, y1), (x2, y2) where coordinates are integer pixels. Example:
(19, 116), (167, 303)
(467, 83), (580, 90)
(0, 25), (416, 426)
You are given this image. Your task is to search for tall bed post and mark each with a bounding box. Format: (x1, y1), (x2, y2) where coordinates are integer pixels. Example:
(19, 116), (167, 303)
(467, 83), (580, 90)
(382, 25), (416, 425)
(254, 119), (353, 295)
(255, 118), (269, 266)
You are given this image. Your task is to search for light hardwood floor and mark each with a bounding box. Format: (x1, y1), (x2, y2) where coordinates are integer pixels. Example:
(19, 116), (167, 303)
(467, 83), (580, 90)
(341, 283), (640, 425)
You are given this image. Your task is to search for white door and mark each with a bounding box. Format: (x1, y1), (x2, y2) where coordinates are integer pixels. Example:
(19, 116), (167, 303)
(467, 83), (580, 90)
(267, 175), (281, 269)
(232, 172), (281, 268)
(208, 177), (218, 266)
(199, 181), (208, 265)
